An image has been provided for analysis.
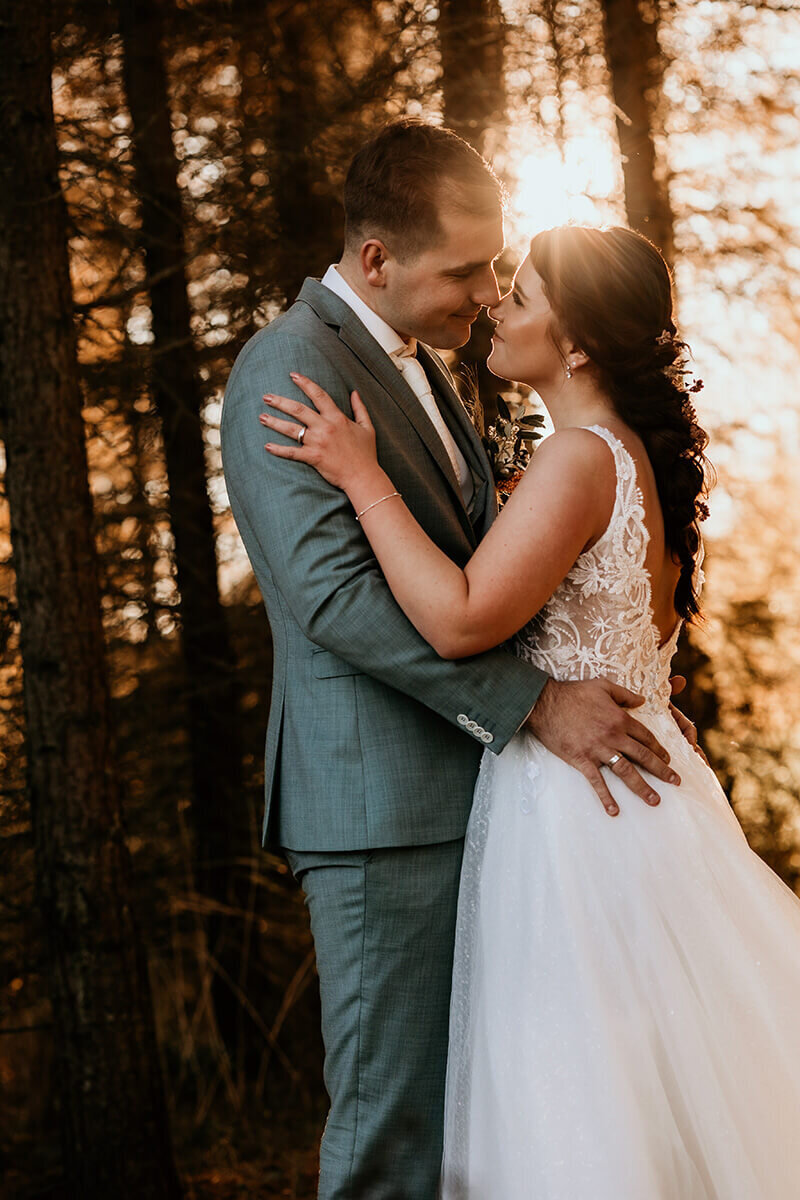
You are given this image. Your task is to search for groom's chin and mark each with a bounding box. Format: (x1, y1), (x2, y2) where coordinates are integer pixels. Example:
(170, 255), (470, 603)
(434, 322), (475, 351)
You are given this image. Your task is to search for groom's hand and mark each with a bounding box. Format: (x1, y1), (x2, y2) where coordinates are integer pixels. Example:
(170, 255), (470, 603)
(524, 678), (680, 817)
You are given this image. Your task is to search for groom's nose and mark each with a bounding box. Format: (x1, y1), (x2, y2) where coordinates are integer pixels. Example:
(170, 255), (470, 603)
(471, 265), (502, 309)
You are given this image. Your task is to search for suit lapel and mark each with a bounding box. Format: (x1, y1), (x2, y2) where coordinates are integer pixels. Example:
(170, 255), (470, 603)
(417, 345), (494, 531)
(336, 318), (465, 498)
(297, 279), (494, 542)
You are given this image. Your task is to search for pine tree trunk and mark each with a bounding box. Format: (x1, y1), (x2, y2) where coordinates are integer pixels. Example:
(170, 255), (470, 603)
(439, 0), (506, 152)
(267, 0), (344, 306)
(231, 1), (275, 337)
(439, 0), (507, 418)
(601, 0), (675, 265)
(115, 0), (250, 1058)
(0, 6), (182, 1195)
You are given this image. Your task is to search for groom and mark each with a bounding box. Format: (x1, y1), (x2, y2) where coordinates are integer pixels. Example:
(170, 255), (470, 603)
(221, 120), (678, 1198)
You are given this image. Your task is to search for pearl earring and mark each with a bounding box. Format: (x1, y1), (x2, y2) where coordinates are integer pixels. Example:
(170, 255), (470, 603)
(565, 362), (573, 380)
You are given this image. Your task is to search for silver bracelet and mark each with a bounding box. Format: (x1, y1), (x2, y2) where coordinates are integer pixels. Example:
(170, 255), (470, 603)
(355, 491), (401, 522)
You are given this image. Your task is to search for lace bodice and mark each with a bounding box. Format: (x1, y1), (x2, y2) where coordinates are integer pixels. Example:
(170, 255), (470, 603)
(514, 425), (703, 714)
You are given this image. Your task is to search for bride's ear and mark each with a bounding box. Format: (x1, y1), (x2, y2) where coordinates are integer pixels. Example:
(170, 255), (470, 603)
(361, 239), (390, 288)
(567, 345), (590, 372)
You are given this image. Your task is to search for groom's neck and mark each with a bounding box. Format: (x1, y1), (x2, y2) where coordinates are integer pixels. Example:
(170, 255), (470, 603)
(335, 257), (377, 310)
(336, 257), (405, 332)
(335, 256), (413, 346)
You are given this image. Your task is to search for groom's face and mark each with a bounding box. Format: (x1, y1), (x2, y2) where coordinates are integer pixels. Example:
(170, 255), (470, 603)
(377, 203), (504, 349)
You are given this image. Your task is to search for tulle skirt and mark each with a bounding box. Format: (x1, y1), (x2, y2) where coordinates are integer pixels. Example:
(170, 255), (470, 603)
(440, 708), (800, 1198)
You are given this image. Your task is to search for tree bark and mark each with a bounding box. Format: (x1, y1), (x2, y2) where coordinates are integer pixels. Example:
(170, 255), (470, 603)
(601, 0), (675, 265)
(115, 0), (250, 1057)
(0, 5), (182, 1195)
(438, 0), (506, 153)
(266, 0), (344, 305)
(439, 0), (508, 419)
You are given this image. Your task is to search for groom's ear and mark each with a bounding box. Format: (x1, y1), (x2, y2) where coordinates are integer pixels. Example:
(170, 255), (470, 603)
(361, 239), (392, 288)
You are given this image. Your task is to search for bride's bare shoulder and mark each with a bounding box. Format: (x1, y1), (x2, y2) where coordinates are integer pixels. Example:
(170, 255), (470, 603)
(499, 426), (618, 550)
(523, 426), (618, 490)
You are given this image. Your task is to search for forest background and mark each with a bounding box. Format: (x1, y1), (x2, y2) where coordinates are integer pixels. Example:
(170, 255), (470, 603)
(1, 0), (799, 1196)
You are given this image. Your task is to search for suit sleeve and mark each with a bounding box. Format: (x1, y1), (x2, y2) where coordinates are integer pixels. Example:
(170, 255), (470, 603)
(221, 332), (549, 753)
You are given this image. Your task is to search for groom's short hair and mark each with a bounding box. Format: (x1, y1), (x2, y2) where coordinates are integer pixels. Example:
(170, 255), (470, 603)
(343, 119), (505, 260)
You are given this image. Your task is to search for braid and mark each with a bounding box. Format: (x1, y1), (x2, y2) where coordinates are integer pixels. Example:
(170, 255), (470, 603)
(530, 226), (712, 621)
(608, 331), (709, 618)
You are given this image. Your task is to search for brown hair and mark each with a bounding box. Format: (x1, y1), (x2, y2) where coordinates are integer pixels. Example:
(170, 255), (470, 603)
(530, 225), (711, 620)
(343, 118), (505, 260)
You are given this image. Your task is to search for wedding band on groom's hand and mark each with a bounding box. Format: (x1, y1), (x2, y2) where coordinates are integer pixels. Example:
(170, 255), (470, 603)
(606, 753), (623, 767)
(296, 425), (306, 445)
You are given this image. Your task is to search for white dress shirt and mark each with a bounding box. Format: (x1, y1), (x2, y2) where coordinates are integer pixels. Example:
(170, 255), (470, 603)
(320, 265), (473, 508)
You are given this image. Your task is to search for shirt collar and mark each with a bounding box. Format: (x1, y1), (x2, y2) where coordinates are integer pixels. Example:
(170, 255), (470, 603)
(320, 264), (416, 363)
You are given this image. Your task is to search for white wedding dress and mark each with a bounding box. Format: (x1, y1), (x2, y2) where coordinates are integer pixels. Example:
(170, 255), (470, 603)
(440, 425), (800, 1199)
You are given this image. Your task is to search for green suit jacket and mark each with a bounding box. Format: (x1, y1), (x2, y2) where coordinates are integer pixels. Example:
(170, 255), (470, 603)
(220, 278), (548, 850)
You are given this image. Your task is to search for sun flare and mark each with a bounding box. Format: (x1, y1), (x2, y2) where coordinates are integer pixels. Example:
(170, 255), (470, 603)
(503, 130), (624, 250)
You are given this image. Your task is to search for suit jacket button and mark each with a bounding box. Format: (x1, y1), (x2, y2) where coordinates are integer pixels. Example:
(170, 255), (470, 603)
(466, 720), (478, 733)
(481, 731), (494, 744)
(457, 713), (469, 726)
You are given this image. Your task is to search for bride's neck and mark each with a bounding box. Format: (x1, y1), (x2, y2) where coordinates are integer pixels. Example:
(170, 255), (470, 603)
(539, 373), (619, 432)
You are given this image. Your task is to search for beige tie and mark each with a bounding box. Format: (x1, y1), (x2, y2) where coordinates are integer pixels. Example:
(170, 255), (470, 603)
(394, 342), (472, 503)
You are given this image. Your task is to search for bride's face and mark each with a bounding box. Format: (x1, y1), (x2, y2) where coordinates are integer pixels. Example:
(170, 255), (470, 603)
(487, 256), (569, 389)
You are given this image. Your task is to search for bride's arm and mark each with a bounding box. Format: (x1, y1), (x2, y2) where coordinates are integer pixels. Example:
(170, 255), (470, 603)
(261, 373), (616, 659)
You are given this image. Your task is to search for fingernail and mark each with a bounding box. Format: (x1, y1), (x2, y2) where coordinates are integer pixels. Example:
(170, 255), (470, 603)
(669, 772), (680, 785)
(289, 371), (300, 379)
(648, 793), (660, 805)
(608, 805), (619, 816)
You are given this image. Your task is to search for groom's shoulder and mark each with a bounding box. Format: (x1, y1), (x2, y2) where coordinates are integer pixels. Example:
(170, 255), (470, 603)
(227, 292), (341, 392)
(235, 295), (327, 360)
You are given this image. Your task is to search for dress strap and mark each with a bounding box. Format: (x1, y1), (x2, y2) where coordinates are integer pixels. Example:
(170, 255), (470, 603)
(579, 424), (649, 565)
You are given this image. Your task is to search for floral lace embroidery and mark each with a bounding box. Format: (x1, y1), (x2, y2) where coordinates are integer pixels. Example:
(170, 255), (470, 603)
(515, 423), (701, 726)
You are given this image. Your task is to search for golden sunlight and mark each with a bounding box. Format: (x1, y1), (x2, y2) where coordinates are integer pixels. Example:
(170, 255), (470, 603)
(503, 129), (623, 249)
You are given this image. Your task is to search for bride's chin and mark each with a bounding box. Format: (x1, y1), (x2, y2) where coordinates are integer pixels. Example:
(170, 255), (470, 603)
(487, 344), (513, 381)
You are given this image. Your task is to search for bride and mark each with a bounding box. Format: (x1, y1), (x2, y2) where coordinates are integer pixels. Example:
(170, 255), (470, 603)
(259, 225), (800, 1197)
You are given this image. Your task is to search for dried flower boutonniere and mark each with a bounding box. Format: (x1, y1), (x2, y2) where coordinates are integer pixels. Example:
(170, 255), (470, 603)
(483, 393), (545, 503)
(460, 368), (545, 506)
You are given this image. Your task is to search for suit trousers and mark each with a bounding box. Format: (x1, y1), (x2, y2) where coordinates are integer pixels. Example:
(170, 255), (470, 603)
(284, 838), (466, 1200)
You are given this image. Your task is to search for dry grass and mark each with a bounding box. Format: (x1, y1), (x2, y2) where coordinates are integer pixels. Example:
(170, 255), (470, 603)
(0, 601), (326, 1196)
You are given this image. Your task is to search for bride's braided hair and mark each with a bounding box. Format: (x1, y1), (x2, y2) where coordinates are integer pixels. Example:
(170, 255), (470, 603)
(529, 225), (712, 620)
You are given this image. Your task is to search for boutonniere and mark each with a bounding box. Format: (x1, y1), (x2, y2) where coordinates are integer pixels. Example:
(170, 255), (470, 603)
(461, 370), (545, 505)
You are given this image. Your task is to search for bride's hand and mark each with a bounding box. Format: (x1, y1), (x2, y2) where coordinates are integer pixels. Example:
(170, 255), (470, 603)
(260, 372), (379, 492)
